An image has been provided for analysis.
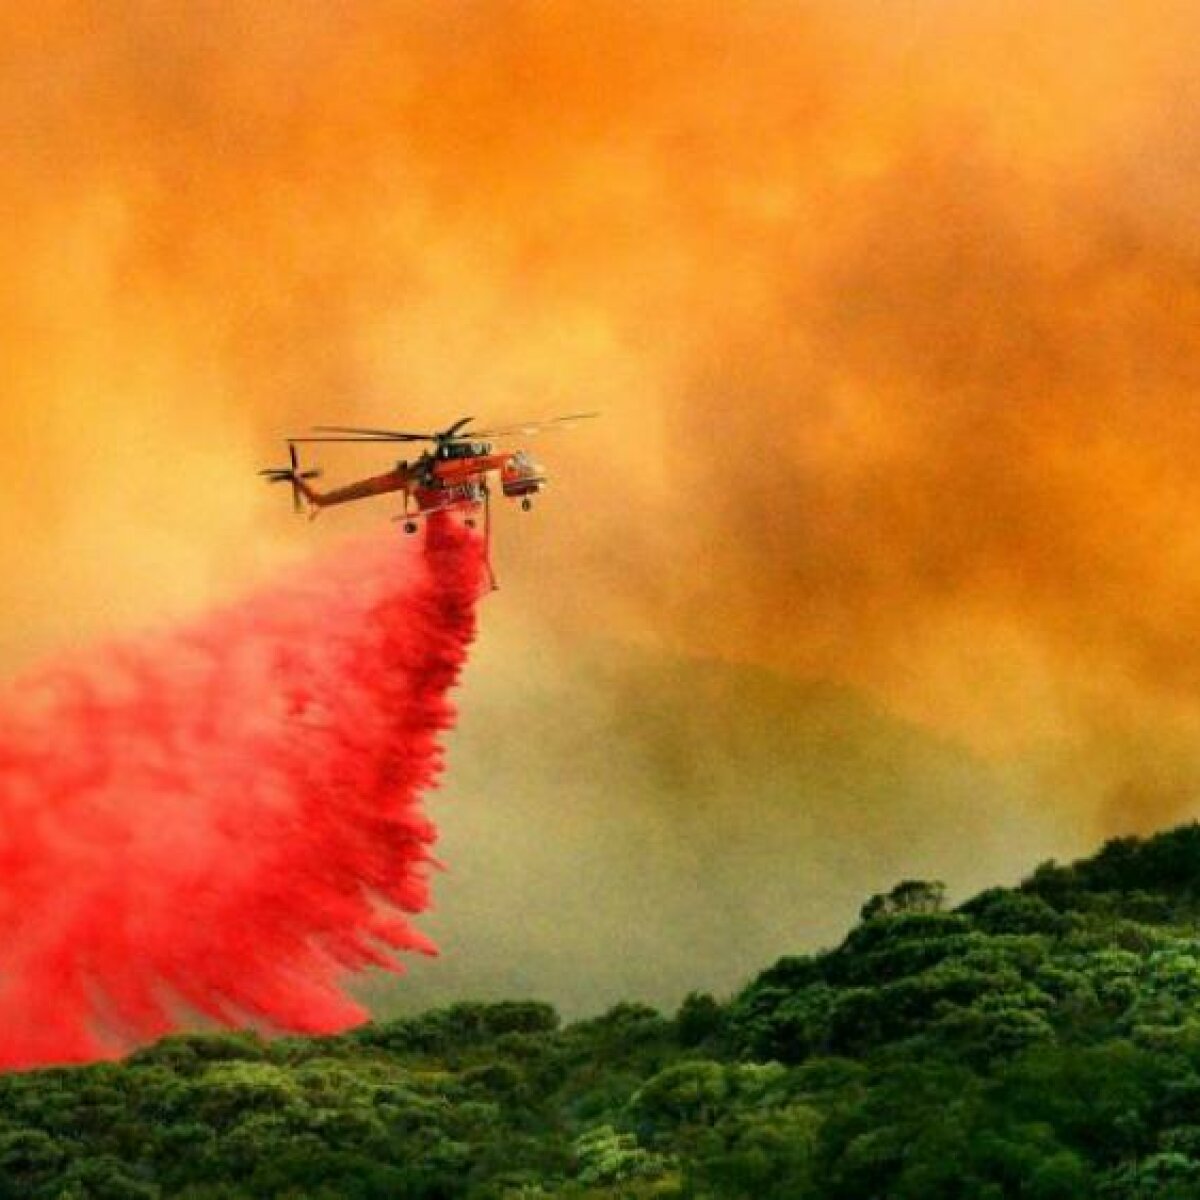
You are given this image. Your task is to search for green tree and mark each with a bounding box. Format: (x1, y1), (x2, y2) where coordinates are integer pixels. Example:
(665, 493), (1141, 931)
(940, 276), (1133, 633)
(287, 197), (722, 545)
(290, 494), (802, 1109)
(860, 880), (947, 922)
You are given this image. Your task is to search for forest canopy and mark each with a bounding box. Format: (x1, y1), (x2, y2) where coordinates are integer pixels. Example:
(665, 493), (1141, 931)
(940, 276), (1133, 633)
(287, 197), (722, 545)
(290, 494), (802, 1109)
(9, 824), (1200, 1196)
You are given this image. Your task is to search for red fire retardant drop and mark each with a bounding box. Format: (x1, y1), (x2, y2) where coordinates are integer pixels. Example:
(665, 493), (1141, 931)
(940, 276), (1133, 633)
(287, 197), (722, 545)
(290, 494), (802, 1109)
(0, 518), (483, 1069)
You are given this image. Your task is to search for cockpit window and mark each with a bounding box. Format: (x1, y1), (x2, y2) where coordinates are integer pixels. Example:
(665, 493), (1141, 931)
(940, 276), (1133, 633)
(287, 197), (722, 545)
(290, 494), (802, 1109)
(440, 441), (490, 459)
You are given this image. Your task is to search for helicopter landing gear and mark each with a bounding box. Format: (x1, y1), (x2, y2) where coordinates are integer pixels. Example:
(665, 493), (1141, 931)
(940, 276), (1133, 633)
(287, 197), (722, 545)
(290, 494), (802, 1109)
(521, 497), (533, 512)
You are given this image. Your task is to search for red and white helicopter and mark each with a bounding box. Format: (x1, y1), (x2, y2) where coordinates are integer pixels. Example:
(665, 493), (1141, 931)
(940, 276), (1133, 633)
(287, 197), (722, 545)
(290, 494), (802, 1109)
(260, 412), (596, 538)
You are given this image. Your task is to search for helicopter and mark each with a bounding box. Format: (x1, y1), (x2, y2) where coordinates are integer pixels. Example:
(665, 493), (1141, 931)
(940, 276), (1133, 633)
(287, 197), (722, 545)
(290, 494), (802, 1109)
(259, 412), (597, 538)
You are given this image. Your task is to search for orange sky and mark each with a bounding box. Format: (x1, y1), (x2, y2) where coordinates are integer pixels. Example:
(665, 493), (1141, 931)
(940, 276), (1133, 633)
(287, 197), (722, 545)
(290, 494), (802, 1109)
(5, 0), (1200, 913)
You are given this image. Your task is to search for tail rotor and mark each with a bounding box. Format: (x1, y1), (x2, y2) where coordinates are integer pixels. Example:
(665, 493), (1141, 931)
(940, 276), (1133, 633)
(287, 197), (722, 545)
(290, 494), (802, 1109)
(260, 443), (322, 513)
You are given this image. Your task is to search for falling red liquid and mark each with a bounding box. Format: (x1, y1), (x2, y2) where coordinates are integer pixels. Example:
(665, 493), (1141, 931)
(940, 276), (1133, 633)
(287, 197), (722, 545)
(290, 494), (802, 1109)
(0, 517), (483, 1069)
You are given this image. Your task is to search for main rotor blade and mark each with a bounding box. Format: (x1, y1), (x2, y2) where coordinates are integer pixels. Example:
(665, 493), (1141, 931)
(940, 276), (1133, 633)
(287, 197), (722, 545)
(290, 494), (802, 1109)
(312, 425), (434, 441)
(289, 435), (425, 444)
(465, 412), (600, 438)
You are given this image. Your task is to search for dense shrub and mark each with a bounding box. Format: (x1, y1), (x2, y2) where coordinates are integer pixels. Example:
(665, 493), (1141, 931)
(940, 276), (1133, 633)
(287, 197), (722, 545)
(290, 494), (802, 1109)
(6, 825), (1200, 1196)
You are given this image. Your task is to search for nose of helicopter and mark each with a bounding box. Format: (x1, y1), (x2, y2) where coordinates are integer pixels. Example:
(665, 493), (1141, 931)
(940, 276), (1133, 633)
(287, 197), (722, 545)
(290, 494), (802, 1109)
(501, 452), (547, 498)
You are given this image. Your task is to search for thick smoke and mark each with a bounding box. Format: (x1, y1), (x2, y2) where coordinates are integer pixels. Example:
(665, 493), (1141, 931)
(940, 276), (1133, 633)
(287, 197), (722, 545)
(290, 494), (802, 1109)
(5, 1), (1200, 1018)
(6, 3), (1200, 813)
(0, 520), (481, 1069)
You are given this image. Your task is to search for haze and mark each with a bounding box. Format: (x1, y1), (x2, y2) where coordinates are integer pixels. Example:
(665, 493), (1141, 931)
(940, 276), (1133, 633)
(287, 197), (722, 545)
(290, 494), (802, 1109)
(4, 1), (1199, 1013)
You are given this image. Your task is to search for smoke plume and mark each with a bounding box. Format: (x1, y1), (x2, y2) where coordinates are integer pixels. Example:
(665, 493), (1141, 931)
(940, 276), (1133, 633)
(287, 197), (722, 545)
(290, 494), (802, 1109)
(0, 519), (481, 1069)
(6, 1), (1200, 1017)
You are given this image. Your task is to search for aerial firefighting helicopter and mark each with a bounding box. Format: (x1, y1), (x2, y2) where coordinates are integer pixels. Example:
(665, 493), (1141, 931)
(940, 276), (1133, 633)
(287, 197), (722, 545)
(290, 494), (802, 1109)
(259, 412), (597, 537)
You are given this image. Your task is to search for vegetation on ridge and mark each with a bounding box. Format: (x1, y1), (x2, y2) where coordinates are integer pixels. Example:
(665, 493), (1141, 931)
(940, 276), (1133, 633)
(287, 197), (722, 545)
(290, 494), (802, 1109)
(9, 825), (1200, 1196)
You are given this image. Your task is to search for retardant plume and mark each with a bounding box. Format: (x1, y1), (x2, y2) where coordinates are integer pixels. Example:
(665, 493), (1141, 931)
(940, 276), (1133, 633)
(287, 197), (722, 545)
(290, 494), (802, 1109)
(0, 519), (482, 1070)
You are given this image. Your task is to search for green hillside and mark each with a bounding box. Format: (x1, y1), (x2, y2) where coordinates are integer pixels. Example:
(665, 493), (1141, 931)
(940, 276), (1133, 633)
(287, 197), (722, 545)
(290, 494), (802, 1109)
(10, 825), (1200, 1198)
(397, 642), (1057, 1019)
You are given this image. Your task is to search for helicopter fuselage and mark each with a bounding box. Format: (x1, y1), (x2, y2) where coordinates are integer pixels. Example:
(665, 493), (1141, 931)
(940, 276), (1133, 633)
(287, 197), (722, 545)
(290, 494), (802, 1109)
(292, 446), (546, 514)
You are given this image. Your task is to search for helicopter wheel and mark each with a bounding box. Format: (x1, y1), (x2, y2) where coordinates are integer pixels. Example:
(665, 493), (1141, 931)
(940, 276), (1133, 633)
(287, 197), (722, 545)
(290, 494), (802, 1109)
(403, 521), (418, 534)
(521, 497), (533, 512)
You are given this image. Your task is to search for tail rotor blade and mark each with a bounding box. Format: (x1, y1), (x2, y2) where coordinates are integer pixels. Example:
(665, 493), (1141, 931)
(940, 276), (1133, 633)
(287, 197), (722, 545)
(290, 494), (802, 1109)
(261, 444), (317, 515)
